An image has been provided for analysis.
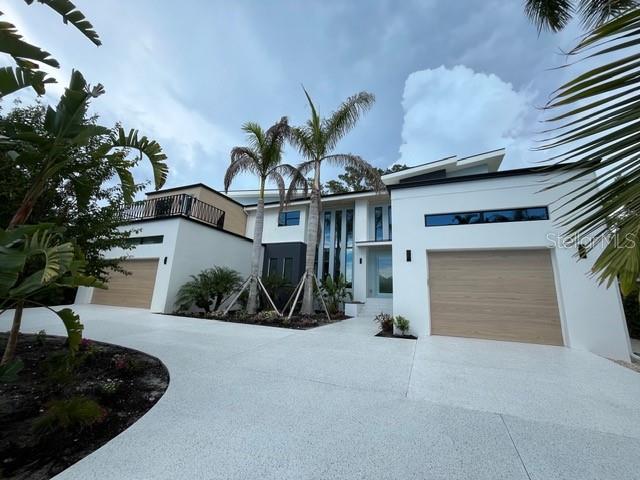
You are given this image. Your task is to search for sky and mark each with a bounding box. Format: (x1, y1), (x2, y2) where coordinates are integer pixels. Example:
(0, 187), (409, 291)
(2, 0), (585, 194)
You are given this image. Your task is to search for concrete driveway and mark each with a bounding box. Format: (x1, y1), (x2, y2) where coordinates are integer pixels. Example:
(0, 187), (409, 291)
(2, 305), (640, 480)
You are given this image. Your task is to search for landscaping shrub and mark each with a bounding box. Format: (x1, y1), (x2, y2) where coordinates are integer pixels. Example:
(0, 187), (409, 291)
(33, 396), (106, 434)
(319, 274), (352, 314)
(175, 266), (243, 313)
(394, 316), (411, 336)
(374, 312), (393, 333)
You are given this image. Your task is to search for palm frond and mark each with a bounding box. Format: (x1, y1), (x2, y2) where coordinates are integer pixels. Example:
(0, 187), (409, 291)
(537, 8), (640, 289)
(323, 91), (375, 151)
(322, 153), (383, 190)
(225, 148), (260, 192)
(578, 0), (638, 30)
(289, 126), (316, 160)
(110, 128), (168, 191)
(24, 0), (101, 46)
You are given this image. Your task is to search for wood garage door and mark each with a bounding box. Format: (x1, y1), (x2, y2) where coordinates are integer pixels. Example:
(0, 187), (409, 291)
(91, 259), (159, 309)
(428, 250), (563, 345)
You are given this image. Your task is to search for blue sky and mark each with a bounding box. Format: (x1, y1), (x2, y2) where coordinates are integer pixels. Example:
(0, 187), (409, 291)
(3, 0), (583, 194)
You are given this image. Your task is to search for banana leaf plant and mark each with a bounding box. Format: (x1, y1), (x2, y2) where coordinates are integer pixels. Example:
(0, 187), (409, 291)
(0, 0), (101, 97)
(2, 69), (168, 228)
(0, 224), (103, 365)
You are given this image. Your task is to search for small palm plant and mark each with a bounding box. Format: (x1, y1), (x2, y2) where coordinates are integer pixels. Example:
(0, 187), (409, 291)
(224, 117), (304, 314)
(289, 89), (381, 315)
(175, 267), (243, 313)
(319, 274), (352, 315)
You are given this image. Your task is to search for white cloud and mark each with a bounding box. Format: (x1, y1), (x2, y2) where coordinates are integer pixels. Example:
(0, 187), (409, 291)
(398, 65), (540, 168)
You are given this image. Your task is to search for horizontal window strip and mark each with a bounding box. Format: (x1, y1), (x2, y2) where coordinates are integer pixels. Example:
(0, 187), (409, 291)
(425, 206), (548, 227)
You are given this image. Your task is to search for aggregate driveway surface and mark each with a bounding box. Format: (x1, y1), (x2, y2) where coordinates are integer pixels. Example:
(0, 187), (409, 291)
(2, 305), (639, 479)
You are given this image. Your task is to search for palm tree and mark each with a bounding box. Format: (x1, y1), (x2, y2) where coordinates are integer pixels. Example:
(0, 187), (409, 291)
(289, 88), (380, 315)
(524, 0), (637, 32)
(224, 117), (303, 314)
(176, 266), (243, 313)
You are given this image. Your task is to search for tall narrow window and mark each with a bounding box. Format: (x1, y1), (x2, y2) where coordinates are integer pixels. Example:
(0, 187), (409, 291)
(388, 205), (392, 241)
(334, 210), (342, 281)
(283, 257), (293, 282)
(267, 258), (278, 276)
(374, 206), (383, 241)
(322, 211), (331, 279)
(345, 208), (354, 286)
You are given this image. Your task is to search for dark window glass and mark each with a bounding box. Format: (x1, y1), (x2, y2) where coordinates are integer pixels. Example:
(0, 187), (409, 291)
(425, 207), (548, 227)
(346, 209), (354, 247)
(388, 205), (392, 240)
(345, 208), (354, 286)
(267, 258), (278, 276)
(283, 257), (293, 281)
(322, 248), (330, 280)
(334, 210), (342, 280)
(278, 210), (300, 226)
(374, 207), (383, 241)
(125, 235), (164, 245)
(323, 211), (332, 246)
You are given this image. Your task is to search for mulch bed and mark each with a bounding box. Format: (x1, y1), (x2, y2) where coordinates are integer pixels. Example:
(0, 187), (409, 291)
(375, 331), (417, 340)
(0, 333), (169, 480)
(172, 311), (349, 330)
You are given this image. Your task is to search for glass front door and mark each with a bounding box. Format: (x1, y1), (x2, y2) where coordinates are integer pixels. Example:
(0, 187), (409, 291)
(375, 252), (393, 297)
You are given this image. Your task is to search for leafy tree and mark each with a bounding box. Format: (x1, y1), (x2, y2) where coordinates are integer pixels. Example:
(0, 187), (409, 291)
(524, 0), (637, 31)
(0, 102), (140, 286)
(0, 0), (101, 97)
(175, 267), (243, 313)
(523, 6), (640, 296)
(289, 88), (380, 314)
(325, 164), (408, 194)
(224, 117), (303, 314)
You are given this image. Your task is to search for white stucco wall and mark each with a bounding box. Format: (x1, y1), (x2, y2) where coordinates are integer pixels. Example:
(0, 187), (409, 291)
(245, 205), (308, 243)
(390, 172), (630, 361)
(76, 218), (254, 314)
(75, 219), (181, 309)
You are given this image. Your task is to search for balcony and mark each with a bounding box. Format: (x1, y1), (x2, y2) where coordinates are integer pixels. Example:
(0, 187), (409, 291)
(121, 193), (226, 229)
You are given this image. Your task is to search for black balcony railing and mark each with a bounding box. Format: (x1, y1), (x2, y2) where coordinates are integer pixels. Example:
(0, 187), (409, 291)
(121, 194), (226, 229)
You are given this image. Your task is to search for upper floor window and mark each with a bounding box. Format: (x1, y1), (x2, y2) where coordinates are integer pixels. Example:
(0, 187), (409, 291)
(124, 235), (164, 245)
(374, 207), (383, 241)
(278, 210), (300, 226)
(425, 206), (549, 227)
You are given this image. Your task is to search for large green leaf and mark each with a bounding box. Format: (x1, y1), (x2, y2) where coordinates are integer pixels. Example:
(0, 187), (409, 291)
(537, 8), (640, 290)
(0, 17), (59, 68)
(0, 66), (56, 97)
(55, 307), (83, 355)
(110, 128), (168, 191)
(24, 0), (101, 46)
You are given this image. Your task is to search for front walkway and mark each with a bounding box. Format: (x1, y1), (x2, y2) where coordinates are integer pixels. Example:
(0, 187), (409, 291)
(2, 306), (640, 479)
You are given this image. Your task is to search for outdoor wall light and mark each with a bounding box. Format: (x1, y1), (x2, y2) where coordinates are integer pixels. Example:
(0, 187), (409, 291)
(359, 258), (362, 264)
(406, 250), (412, 262)
(164, 257), (168, 265)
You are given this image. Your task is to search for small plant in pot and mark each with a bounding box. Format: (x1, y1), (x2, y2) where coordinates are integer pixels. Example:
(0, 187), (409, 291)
(394, 316), (411, 336)
(374, 312), (393, 333)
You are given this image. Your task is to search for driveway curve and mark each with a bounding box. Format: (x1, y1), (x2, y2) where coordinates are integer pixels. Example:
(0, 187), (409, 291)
(2, 305), (639, 480)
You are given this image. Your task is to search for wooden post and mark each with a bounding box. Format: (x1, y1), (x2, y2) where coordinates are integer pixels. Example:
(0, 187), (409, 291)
(282, 275), (305, 313)
(287, 273), (307, 321)
(313, 274), (331, 322)
(222, 276), (251, 316)
(256, 276), (281, 316)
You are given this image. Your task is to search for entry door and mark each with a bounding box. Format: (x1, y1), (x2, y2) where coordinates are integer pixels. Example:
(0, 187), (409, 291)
(374, 252), (393, 297)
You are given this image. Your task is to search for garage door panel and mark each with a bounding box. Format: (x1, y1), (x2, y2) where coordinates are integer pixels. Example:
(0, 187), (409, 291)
(91, 259), (158, 309)
(428, 250), (563, 346)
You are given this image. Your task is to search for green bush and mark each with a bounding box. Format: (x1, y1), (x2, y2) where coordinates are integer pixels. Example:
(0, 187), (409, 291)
(0, 359), (23, 383)
(394, 316), (411, 336)
(319, 274), (352, 314)
(374, 312), (393, 333)
(176, 266), (243, 313)
(33, 396), (105, 434)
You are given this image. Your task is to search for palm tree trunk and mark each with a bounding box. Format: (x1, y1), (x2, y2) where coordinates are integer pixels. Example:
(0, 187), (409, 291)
(301, 162), (321, 315)
(247, 179), (265, 314)
(1, 301), (24, 366)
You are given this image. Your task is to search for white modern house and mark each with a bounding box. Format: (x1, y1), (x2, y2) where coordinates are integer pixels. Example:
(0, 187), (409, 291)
(76, 148), (632, 360)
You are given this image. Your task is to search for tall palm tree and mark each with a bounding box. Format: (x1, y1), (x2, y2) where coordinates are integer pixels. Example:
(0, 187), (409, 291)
(524, 0), (637, 32)
(289, 89), (380, 315)
(224, 117), (302, 314)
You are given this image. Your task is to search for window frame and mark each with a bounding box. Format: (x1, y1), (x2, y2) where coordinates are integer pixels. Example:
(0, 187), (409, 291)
(278, 210), (301, 227)
(424, 206), (549, 227)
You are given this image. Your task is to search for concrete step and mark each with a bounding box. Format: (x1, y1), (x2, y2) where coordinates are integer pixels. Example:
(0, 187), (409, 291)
(360, 298), (393, 316)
